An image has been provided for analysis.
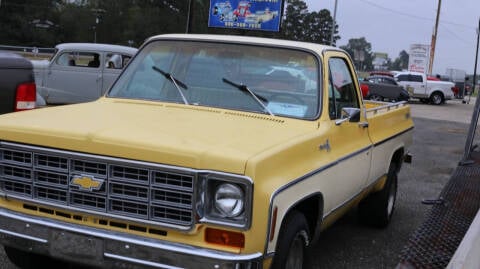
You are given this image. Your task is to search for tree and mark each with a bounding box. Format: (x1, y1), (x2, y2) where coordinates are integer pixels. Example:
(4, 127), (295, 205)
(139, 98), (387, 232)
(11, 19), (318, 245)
(303, 9), (339, 45)
(0, 0), (63, 46)
(282, 0), (309, 41)
(281, 0), (339, 45)
(389, 50), (409, 71)
(340, 37), (374, 71)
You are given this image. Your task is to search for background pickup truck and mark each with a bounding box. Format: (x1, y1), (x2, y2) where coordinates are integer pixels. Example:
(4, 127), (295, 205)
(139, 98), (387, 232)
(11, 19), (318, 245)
(395, 71), (455, 105)
(0, 51), (44, 115)
(32, 43), (137, 104)
(0, 34), (413, 269)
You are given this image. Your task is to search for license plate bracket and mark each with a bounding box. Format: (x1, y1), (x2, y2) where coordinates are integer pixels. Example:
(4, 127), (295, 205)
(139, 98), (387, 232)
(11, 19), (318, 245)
(49, 230), (103, 263)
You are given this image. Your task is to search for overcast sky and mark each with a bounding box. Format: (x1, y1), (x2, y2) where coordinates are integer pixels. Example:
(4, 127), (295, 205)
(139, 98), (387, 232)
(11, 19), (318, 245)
(306, 0), (479, 75)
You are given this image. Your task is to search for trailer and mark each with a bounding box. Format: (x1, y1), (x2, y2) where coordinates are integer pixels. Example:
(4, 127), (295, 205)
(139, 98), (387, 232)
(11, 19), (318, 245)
(397, 86), (480, 269)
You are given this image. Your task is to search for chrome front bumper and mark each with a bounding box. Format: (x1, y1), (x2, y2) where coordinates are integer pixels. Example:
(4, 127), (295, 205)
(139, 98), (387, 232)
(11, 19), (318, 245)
(0, 208), (262, 269)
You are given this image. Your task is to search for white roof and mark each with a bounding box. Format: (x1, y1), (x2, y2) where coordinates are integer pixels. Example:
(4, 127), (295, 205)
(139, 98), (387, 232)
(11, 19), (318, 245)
(395, 70), (425, 76)
(145, 34), (343, 55)
(55, 43), (138, 55)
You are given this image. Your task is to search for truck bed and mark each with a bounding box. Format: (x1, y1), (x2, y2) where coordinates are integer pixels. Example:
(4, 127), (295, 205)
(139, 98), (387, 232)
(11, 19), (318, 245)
(364, 100), (413, 145)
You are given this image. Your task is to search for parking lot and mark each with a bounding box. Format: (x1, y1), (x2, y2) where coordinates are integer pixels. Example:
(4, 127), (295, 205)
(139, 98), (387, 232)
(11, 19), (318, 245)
(0, 98), (477, 268)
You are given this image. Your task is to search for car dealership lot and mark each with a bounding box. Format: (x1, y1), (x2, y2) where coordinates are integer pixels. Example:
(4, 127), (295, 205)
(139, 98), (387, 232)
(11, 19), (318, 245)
(0, 98), (477, 268)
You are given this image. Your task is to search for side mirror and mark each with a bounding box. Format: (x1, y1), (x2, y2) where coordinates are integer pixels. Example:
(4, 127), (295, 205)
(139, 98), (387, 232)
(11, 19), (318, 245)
(335, 107), (361, 125)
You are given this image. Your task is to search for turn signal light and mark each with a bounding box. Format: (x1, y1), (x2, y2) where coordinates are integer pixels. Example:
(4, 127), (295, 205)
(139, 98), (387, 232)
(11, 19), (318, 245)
(205, 228), (245, 248)
(15, 82), (36, 111)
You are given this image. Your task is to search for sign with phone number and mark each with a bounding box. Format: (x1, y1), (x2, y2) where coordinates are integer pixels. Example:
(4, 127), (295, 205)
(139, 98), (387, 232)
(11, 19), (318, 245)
(208, 0), (283, 32)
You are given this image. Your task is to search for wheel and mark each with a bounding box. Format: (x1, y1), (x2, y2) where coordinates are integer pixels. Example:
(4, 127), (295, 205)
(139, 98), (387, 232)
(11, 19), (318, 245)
(358, 163), (398, 228)
(271, 211), (310, 269)
(368, 94), (383, 101)
(430, 92), (444, 105)
(4, 246), (69, 269)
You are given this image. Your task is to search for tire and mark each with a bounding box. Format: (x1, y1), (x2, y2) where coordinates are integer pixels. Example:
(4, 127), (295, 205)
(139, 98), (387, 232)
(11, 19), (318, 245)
(430, 92), (444, 105)
(271, 211), (310, 269)
(358, 163), (398, 228)
(368, 94), (383, 101)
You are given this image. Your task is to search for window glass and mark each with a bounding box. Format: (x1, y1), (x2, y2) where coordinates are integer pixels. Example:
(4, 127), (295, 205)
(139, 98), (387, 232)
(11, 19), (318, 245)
(55, 52), (100, 68)
(396, 74), (408, 81)
(106, 53), (133, 69)
(328, 57), (359, 120)
(412, 75), (423, 82)
(108, 40), (321, 120)
(382, 78), (395, 85)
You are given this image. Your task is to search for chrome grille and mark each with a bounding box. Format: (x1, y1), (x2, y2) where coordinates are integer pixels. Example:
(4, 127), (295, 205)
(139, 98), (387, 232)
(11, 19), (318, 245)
(0, 145), (196, 230)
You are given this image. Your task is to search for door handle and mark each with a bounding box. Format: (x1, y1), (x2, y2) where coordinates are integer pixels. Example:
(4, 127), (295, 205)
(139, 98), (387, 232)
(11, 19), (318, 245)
(358, 122), (369, 128)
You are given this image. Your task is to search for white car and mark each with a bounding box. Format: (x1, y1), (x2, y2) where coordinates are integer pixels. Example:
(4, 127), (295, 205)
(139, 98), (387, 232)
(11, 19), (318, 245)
(31, 43), (137, 104)
(395, 71), (455, 105)
(245, 9), (278, 24)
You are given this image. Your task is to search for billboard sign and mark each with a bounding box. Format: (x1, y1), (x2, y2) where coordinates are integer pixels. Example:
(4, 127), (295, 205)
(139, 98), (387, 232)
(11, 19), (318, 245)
(208, 0), (283, 32)
(408, 44), (430, 74)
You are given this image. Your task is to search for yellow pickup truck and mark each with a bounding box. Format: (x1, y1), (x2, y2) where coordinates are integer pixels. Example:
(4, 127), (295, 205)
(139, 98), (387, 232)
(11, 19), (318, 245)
(0, 34), (413, 269)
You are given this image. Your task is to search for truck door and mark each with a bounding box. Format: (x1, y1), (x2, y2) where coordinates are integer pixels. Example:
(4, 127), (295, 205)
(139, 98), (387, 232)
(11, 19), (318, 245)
(321, 54), (373, 212)
(45, 51), (102, 104)
(409, 74), (426, 96)
(397, 73), (425, 97)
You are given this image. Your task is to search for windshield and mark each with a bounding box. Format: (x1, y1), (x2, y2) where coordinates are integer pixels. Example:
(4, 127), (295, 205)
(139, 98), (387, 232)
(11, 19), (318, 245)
(108, 40), (320, 119)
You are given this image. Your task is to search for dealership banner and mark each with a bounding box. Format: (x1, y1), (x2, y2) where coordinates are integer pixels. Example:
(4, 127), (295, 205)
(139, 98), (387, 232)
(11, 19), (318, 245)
(208, 0), (283, 32)
(408, 44), (430, 74)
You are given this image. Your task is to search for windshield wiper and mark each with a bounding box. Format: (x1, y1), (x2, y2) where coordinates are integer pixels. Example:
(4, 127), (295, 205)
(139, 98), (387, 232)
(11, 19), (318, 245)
(222, 78), (274, 116)
(152, 66), (189, 104)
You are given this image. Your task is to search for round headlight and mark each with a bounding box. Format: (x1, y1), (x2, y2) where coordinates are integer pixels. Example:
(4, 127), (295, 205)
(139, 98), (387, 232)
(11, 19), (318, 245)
(214, 183), (244, 217)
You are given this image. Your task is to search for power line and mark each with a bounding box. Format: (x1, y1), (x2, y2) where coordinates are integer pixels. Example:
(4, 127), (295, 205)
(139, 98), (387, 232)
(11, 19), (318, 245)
(440, 24), (474, 46)
(358, 0), (475, 30)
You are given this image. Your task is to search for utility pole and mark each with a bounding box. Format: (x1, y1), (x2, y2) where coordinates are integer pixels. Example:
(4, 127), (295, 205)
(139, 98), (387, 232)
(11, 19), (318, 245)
(186, 0), (193, 33)
(330, 0), (338, 46)
(428, 0), (442, 74)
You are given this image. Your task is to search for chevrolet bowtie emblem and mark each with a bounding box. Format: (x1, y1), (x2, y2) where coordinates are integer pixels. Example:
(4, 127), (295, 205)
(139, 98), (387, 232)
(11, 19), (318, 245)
(71, 175), (104, 191)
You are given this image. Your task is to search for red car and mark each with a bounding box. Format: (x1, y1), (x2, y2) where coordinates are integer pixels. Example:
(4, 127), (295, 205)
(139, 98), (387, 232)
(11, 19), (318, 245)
(233, 1), (251, 18)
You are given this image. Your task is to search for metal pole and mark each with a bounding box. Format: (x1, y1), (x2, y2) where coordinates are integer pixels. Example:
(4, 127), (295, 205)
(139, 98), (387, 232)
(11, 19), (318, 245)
(186, 0), (192, 33)
(461, 18), (480, 164)
(330, 0), (338, 46)
(429, 0), (442, 74)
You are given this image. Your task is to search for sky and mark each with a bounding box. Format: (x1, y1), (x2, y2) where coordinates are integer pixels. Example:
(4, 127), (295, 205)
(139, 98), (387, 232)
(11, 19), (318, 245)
(306, 0), (479, 75)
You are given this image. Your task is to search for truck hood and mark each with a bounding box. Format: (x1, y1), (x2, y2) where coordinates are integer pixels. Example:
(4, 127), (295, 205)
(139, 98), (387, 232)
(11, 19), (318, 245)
(0, 98), (317, 174)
